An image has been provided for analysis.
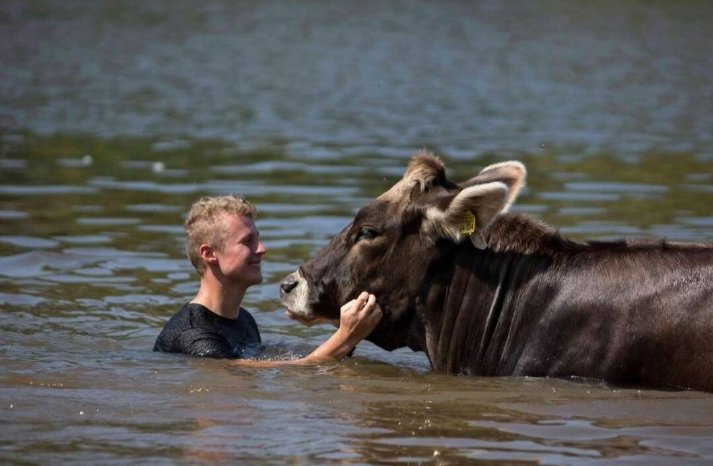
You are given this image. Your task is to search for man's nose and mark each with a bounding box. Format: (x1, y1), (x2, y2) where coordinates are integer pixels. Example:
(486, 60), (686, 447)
(256, 240), (267, 255)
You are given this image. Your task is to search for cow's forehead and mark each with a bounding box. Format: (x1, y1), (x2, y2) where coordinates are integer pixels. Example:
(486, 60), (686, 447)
(354, 198), (400, 223)
(376, 178), (413, 204)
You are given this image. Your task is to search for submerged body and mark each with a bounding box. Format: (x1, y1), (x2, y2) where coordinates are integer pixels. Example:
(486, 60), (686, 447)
(280, 151), (713, 391)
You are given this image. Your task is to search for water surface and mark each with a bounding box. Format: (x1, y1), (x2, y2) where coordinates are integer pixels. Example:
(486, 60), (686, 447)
(2, 1), (713, 464)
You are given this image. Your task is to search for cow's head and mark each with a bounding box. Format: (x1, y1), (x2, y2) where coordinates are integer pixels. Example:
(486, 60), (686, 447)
(280, 151), (526, 351)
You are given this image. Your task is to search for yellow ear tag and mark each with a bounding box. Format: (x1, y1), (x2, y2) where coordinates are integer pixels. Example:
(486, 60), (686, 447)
(458, 211), (477, 235)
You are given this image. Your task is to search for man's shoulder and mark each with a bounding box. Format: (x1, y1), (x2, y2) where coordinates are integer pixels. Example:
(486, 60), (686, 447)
(156, 303), (197, 332)
(153, 303), (229, 354)
(237, 307), (258, 325)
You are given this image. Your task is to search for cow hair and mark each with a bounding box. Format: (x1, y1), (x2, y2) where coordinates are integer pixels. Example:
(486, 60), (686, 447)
(488, 212), (713, 262)
(405, 150), (446, 192)
(486, 212), (566, 255)
(379, 150), (464, 205)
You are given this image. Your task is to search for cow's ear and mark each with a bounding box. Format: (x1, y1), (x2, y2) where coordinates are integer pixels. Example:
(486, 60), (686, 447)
(423, 181), (509, 245)
(460, 161), (526, 213)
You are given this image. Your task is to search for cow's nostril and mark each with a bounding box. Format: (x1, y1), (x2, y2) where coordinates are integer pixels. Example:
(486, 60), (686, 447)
(280, 277), (298, 295)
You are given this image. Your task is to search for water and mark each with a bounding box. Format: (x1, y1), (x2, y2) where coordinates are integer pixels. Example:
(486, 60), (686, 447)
(2, 1), (713, 464)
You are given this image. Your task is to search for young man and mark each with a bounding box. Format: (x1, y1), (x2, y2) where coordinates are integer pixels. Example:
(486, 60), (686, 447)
(154, 195), (382, 366)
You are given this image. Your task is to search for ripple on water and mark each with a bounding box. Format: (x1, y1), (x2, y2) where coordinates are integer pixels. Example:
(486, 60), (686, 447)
(559, 222), (644, 237)
(76, 217), (142, 226)
(88, 177), (202, 194)
(0, 292), (46, 306)
(565, 182), (669, 195)
(539, 191), (621, 202)
(0, 251), (88, 278)
(136, 225), (184, 234)
(679, 217), (713, 228)
(0, 210), (29, 220)
(0, 236), (59, 249)
(124, 204), (183, 214)
(202, 181), (359, 198)
(0, 185), (98, 195)
(51, 235), (112, 245)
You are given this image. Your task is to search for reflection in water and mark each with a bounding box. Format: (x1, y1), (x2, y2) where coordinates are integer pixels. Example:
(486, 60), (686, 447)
(2, 0), (713, 463)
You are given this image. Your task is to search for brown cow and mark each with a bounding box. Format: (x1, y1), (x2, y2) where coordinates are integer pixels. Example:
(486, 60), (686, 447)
(280, 151), (713, 392)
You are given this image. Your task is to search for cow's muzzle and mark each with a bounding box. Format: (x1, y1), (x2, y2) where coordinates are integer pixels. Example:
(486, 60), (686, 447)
(280, 275), (299, 295)
(279, 269), (320, 325)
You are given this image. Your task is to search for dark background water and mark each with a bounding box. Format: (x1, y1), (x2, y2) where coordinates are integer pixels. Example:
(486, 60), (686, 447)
(2, 0), (712, 155)
(2, 1), (713, 464)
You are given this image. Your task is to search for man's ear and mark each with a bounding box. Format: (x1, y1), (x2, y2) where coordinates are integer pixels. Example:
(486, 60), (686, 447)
(422, 181), (509, 244)
(460, 161), (526, 212)
(199, 244), (218, 264)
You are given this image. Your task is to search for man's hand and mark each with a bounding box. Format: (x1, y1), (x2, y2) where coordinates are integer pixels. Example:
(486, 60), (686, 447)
(337, 291), (382, 346)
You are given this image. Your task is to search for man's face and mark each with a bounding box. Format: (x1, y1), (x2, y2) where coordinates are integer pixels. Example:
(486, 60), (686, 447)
(212, 213), (266, 286)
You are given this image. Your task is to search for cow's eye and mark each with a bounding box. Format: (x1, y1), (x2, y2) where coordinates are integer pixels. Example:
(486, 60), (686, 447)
(355, 226), (378, 242)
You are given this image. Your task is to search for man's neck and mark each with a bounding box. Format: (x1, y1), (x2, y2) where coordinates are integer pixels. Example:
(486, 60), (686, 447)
(191, 275), (246, 320)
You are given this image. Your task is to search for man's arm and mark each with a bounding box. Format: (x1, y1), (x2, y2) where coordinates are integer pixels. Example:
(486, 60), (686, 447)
(231, 292), (382, 367)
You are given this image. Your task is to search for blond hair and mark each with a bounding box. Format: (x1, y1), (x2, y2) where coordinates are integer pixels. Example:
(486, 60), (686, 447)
(185, 195), (257, 275)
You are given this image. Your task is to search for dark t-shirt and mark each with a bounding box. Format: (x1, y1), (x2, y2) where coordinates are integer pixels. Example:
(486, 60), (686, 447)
(153, 302), (262, 358)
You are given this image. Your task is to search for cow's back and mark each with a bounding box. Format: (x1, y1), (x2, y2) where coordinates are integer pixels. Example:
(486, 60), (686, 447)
(503, 240), (713, 391)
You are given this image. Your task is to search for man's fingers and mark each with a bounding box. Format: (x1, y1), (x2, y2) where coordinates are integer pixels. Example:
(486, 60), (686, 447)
(340, 299), (356, 313)
(357, 293), (376, 315)
(366, 293), (376, 308)
(343, 292), (369, 313)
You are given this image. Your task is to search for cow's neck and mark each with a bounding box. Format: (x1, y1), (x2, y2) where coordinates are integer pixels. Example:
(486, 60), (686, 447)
(419, 248), (505, 373)
(418, 214), (555, 374)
